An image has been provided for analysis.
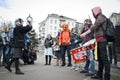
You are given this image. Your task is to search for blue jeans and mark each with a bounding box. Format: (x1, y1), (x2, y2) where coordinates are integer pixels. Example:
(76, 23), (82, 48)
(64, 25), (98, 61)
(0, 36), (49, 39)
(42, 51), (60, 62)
(5, 45), (13, 64)
(84, 50), (95, 74)
(0, 45), (3, 57)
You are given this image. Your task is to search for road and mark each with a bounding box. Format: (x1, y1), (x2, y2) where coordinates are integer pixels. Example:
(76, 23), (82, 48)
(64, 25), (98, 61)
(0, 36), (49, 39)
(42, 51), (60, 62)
(0, 54), (120, 80)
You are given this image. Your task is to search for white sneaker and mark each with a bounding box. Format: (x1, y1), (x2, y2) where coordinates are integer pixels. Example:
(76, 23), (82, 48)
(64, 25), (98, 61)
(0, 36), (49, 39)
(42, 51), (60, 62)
(70, 67), (75, 70)
(74, 67), (80, 71)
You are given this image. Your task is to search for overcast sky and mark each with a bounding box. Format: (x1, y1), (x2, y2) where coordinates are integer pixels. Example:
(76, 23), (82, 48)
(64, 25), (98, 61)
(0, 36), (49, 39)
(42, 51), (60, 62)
(0, 0), (120, 31)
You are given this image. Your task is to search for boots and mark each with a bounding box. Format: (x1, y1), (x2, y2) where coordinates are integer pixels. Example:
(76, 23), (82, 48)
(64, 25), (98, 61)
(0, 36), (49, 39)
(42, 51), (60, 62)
(0, 57), (2, 67)
(15, 69), (24, 74)
(5, 58), (14, 72)
(45, 55), (48, 65)
(15, 58), (24, 74)
(5, 63), (12, 72)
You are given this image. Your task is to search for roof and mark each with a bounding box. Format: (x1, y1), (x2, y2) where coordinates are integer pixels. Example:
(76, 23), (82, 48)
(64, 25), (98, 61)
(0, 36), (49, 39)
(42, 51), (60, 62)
(47, 13), (76, 21)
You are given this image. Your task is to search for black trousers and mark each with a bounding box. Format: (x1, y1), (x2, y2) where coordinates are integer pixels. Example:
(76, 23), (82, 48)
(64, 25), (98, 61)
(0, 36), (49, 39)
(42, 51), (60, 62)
(8, 58), (20, 71)
(97, 41), (110, 80)
(60, 45), (71, 65)
(45, 55), (51, 65)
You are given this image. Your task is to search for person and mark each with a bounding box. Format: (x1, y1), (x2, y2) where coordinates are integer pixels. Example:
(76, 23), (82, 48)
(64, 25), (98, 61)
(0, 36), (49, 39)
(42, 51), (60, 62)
(110, 15), (120, 68)
(28, 48), (37, 64)
(44, 34), (53, 65)
(22, 33), (30, 65)
(56, 29), (61, 39)
(5, 27), (14, 65)
(59, 23), (72, 67)
(80, 7), (110, 80)
(5, 18), (32, 74)
(113, 24), (120, 68)
(70, 27), (83, 70)
(80, 19), (95, 76)
(1, 25), (10, 66)
(53, 39), (61, 66)
(108, 41), (117, 67)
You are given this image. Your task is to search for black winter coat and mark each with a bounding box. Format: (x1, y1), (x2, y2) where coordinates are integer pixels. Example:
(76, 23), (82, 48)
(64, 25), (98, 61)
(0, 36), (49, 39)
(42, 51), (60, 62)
(114, 25), (120, 47)
(44, 38), (53, 48)
(13, 25), (32, 48)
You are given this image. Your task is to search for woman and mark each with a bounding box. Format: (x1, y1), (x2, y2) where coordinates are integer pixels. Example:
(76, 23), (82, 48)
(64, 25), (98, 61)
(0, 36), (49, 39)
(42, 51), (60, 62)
(53, 39), (61, 66)
(70, 28), (83, 70)
(44, 34), (53, 65)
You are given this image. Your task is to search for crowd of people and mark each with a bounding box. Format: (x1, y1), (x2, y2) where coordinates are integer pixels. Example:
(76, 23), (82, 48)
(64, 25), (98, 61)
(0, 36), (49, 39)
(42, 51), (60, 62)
(0, 18), (37, 74)
(0, 6), (119, 80)
(44, 6), (120, 80)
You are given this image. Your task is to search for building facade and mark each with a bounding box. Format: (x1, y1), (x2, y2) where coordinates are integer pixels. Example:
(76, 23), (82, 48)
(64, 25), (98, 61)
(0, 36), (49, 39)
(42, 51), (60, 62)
(38, 13), (76, 43)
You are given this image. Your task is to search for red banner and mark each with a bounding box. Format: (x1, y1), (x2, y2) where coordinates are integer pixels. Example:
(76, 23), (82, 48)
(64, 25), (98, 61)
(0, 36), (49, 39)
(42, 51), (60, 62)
(71, 47), (86, 63)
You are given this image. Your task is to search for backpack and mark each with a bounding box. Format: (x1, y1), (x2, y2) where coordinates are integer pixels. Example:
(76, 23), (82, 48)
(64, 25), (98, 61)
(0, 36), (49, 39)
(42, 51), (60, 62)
(103, 19), (115, 42)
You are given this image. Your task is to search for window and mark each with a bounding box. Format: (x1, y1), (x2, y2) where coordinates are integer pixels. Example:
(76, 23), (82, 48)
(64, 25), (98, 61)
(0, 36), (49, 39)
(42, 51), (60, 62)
(50, 20), (53, 24)
(55, 20), (57, 24)
(72, 22), (74, 26)
(54, 26), (57, 30)
(68, 22), (70, 26)
(50, 26), (52, 30)
(54, 32), (56, 37)
(42, 28), (45, 32)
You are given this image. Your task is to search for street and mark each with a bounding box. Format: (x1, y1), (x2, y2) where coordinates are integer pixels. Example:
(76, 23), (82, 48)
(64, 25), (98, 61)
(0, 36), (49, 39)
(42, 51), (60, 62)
(0, 54), (120, 80)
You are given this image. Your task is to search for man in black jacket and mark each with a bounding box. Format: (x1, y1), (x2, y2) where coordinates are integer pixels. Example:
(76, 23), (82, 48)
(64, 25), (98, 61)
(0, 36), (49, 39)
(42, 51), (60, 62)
(5, 18), (32, 74)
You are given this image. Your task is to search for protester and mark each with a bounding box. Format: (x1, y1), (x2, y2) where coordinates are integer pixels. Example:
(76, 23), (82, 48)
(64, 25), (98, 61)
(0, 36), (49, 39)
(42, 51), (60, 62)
(5, 18), (32, 74)
(80, 7), (111, 80)
(110, 15), (120, 67)
(44, 34), (53, 65)
(70, 27), (83, 70)
(53, 39), (61, 66)
(1, 25), (9, 66)
(80, 19), (95, 76)
(6, 27), (14, 65)
(28, 48), (37, 64)
(22, 33), (30, 65)
(59, 23), (72, 67)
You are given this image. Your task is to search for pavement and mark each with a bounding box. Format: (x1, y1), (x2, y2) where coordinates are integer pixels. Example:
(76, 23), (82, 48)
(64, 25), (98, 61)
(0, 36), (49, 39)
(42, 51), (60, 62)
(0, 52), (120, 80)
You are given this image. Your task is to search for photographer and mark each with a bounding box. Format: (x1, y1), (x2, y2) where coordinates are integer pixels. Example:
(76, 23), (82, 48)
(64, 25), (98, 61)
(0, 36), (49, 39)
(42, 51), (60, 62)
(5, 18), (32, 74)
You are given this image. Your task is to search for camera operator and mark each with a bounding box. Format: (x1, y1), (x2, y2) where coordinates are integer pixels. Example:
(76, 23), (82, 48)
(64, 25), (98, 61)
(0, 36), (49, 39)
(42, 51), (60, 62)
(5, 18), (32, 74)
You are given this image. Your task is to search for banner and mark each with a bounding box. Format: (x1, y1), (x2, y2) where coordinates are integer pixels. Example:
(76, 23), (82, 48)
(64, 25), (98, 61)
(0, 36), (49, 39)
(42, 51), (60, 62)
(71, 47), (86, 63)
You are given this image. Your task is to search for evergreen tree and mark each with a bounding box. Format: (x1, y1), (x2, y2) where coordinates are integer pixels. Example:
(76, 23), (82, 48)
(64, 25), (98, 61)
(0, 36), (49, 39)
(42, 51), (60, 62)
(28, 29), (39, 50)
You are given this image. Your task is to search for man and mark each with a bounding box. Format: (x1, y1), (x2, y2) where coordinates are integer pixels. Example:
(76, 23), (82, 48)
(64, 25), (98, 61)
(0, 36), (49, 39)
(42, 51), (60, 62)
(5, 18), (32, 74)
(81, 7), (110, 80)
(59, 23), (72, 67)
